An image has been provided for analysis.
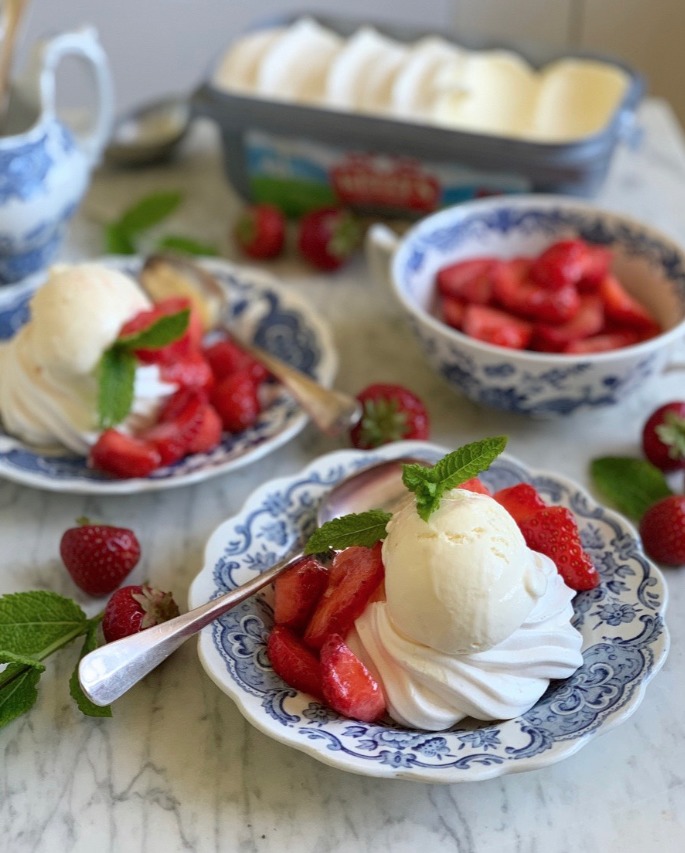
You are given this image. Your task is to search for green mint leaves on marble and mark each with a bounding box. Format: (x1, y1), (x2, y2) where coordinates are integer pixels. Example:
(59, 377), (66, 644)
(403, 436), (507, 521)
(97, 308), (189, 429)
(304, 510), (393, 555)
(105, 190), (218, 257)
(590, 456), (674, 521)
(0, 591), (110, 729)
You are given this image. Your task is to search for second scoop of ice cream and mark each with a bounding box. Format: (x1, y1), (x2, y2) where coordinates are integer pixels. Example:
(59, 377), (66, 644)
(383, 489), (549, 655)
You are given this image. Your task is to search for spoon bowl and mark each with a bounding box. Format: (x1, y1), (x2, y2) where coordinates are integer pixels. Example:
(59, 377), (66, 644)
(104, 95), (191, 167)
(78, 454), (430, 706)
(140, 252), (363, 436)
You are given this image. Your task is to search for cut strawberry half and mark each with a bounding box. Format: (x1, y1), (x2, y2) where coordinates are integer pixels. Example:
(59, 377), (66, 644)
(599, 274), (661, 332)
(320, 633), (386, 722)
(143, 387), (206, 465)
(436, 257), (499, 304)
(210, 369), (261, 433)
(493, 482), (547, 524)
(187, 404), (223, 454)
(462, 304), (534, 349)
(460, 477), (491, 495)
(273, 556), (329, 631)
(158, 349), (215, 392)
(441, 296), (466, 330)
(304, 543), (385, 649)
(89, 429), (161, 479)
(267, 625), (323, 700)
(563, 329), (644, 354)
(120, 296), (203, 362)
(493, 258), (581, 324)
(203, 337), (269, 385)
(519, 505), (600, 591)
(531, 294), (605, 352)
(531, 239), (610, 291)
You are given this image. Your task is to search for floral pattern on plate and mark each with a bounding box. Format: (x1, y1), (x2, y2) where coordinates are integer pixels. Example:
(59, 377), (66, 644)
(0, 257), (336, 494)
(189, 440), (669, 783)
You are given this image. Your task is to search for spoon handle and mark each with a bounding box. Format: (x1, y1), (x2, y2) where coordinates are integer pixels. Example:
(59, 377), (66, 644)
(234, 334), (362, 437)
(78, 546), (304, 707)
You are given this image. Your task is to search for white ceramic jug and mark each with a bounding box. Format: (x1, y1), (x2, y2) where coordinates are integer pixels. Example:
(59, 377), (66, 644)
(0, 27), (113, 284)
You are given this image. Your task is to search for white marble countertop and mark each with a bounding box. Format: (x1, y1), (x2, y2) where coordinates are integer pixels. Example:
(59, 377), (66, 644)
(2, 98), (685, 852)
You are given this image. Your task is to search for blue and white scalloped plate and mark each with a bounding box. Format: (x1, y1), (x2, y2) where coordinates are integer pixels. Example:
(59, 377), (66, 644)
(0, 257), (336, 494)
(189, 440), (670, 783)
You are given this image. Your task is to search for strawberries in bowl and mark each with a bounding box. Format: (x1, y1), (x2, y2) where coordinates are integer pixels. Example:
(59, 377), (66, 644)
(374, 195), (685, 417)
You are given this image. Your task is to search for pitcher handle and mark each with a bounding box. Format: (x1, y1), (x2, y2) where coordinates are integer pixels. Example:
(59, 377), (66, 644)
(365, 222), (400, 291)
(38, 27), (114, 165)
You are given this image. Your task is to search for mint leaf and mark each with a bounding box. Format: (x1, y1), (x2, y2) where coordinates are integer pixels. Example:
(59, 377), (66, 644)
(115, 191), (183, 236)
(304, 510), (392, 554)
(0, 591), (88, 656)
(0, 663), (42, 728)
(403, 436), (507, 521)
(118, 308), (189, 350)
(97, 347), (137, 429)
(70, 619), (112, 718)
(105, 222), (137, 255)
(590, 456), (674, 521)
(157, 235), (218, 256)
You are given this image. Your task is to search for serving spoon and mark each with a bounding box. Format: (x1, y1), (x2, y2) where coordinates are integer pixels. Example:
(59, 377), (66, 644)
(78, 454), (427, 706)
(139, 252), (363, 437)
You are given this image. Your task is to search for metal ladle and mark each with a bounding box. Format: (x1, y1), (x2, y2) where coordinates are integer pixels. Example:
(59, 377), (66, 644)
(78, 454), (426, 706)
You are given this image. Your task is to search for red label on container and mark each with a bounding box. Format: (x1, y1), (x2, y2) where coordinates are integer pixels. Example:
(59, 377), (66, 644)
(331, 154), (440, 213)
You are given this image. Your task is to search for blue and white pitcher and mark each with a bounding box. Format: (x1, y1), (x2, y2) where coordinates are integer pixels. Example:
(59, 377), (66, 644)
(0, 27), (113, 284)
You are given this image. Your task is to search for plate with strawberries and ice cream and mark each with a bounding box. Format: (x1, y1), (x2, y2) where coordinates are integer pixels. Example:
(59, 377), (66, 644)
(189, 438), (669, 782)
(0, 256), (337, 493)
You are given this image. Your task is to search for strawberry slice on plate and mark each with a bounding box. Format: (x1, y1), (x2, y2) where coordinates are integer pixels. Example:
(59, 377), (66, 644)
(267, 624), (324, 699)
(493, 482), (547, 524)
(89, 429), (161, 479)
(519, 505), (600, 591)
(273, 556), (329, 631)
(304, 543), (384, 649)
(320, 633), (386, 722)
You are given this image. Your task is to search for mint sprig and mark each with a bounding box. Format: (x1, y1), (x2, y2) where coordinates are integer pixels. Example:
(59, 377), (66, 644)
(403, 436), (507, 521)
(590, 456), (674, 521)
(96, 308), (189, 429)
(304, 510), (392, 555)
(0, 591), (109, 728)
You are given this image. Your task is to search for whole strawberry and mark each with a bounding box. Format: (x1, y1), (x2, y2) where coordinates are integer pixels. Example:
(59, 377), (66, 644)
(60, 519), (141, 596)
(102, 584), (180, 643)
(233, 203), (285, 259)
(350, 383), (430, 449)
(639, 495), (685, 566)
(296, 206), (361, 271)
(642, 401), (685, 472)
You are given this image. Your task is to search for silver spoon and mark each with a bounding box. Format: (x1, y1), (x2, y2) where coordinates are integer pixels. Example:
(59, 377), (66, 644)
(78, 454), (427, 706)
(139, 252), (363, 436)
(104, 95), (191, 167)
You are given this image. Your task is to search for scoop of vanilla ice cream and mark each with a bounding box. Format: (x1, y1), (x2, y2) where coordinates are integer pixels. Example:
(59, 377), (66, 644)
(0, 263), (174, 454)
(383, 489), (549, 655)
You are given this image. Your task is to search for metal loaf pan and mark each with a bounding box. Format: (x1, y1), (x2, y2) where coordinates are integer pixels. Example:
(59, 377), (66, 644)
(191, 12), (645, 217)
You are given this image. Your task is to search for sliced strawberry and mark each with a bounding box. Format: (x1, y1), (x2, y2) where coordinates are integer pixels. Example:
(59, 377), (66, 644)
(121, 297), (203, 362)
(187, 404), (223, 454)
(519, 505), (600, 591)
(203, 337), (269, 385)
(304, 543), (384, 650)
(273, 557), (329, 631)
(460, 477), (491, 495)
(493, 482), (547, 524)
(142, 387), (205, 465)
(210, 370), (261, 433)
(441, 296), (466, 330)
(436, 257), (499, 304)
(159, 349), (214, 392)
(531, 239), (610, 291)
(599, 274), (660, 332)
(89, 429), (161, 479)
(493, 258), (580, 324)
(462, 304), (534, 349)
(563, 329), (644, 354)
(267, 624), (323, 699)
(531, 294), (604, 352)
(320, 633), (386, 722)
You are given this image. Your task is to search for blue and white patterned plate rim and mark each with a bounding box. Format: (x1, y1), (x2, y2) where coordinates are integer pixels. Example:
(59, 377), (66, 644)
(189, 439), (670, 783)
(0, 256), (337, 494)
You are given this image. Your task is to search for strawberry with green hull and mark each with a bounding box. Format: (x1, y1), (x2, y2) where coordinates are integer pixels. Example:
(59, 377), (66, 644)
(641, 401), (685, 473)
(296, 206), (362, 271)
(350, 383), (430, 449)
(233, 203), (285, 260)
(102, 584), (180, 642)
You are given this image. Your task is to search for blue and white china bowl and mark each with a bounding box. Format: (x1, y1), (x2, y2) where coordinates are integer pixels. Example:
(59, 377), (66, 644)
(385, 195), (685, 418)
(0, 256), (336, 494)
(189, 441), (669, 783)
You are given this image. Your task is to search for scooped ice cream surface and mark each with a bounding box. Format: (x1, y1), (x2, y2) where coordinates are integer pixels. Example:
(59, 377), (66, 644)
(0, 263), (175, 454)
